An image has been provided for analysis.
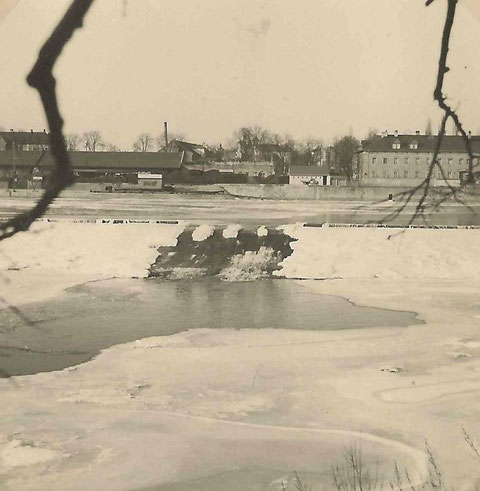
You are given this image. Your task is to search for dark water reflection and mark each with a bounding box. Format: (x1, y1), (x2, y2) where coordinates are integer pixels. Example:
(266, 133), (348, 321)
(0, 278), (422, 377)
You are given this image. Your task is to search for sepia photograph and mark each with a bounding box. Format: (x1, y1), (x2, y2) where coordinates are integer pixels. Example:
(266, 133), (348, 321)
(0, 0), (479, 489)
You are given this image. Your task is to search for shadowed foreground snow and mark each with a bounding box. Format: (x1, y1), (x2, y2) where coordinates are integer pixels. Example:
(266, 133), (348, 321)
(0, 223), (479, 490)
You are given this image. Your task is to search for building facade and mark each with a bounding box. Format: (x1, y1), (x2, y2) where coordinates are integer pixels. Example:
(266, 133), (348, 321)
(358, 132), (480, 187)
(0, 130), (50, 152)
(0, 150), (185, 189)
(184, 161), (275, 177)
(289, 165), (331, 186)
(138, 172), (163, 188)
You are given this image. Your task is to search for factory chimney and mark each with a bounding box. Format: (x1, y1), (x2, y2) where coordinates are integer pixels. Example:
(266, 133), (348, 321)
(164, 122), (169, 151)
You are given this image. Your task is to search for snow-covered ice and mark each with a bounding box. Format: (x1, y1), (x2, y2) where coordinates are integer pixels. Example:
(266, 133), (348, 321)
(0, 221), (185, 306)
(222, 223), (242, 239)
(257, 225), (268, 237)
(192, 224), (215, 241)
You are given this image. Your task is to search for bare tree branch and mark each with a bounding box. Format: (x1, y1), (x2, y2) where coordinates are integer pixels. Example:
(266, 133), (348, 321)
(0, 0), (95, 242)
(431, 0), (475, 182)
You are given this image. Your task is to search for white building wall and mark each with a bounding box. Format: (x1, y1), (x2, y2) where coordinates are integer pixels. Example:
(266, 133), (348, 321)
(289, 175), (330, 186)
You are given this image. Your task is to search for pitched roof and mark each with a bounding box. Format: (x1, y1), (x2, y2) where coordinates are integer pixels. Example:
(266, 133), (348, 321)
(0, 131), (50, 146)
(168, 140), (215, 159)
(69, 151), (184, 170)
(172, 140), (204, 150)
(289, 164), (330, 176)
(0, 150), (184, 170)
(361, 134), (480, 153)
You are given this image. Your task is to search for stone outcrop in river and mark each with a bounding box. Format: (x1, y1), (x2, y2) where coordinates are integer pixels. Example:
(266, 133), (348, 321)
(149, 226), (296, 280)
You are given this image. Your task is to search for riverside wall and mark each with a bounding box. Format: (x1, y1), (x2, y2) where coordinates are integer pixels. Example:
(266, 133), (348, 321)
(220, 184), (480, 202)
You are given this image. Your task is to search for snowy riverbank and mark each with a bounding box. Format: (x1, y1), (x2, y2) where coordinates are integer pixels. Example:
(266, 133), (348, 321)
(0, 221), (185, 307)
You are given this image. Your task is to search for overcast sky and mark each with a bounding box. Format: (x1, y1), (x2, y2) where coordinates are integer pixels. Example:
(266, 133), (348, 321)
(0, 0), (478, 149)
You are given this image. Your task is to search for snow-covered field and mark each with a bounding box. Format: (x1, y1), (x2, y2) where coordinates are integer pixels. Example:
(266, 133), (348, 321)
(0, 222), (479, 490)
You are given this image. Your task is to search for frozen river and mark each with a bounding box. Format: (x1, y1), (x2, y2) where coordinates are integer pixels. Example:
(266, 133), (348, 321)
(0, 191), (478, 225)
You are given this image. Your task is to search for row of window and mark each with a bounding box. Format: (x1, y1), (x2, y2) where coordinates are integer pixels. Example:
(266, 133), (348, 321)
(370, 171), (459, 179)
(17, 144), (49, 151)
(371, 156), (475, 166)
(392, 140), (418, 150)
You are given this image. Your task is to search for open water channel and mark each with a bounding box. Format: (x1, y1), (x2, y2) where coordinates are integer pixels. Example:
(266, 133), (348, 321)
(0, 277), (421, 378)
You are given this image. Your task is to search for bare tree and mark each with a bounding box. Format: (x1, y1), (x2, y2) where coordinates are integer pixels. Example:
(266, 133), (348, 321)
(331, 135), (360, 181)
(133, 133), (153, 152)
(103, 142), (120, 152)
(236, 125), (272, 161)
(156, 131), (186, 151)
(65, 133), (80, 151)
(296, 138), (324, 165)
(82, 130), (103, 152)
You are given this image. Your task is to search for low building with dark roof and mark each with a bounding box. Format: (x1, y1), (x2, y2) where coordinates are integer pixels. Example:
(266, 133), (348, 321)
(0, 130), (50, 152)
(289, 164), (331, 186)
(0, 150), (185, 188)
(358, 132), (480, 186)
(69, 151), (185, 173)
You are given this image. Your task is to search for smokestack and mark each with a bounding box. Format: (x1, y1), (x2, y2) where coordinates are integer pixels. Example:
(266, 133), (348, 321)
(394, 129), (399, 137)
(164, 122), (168, 150)
(468, 131), (472, 139)
(415, 130), (420, 135)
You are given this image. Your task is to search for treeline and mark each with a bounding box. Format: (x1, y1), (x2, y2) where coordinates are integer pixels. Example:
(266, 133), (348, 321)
(64, 130), (185, 153)
(64, 125), (361, 179)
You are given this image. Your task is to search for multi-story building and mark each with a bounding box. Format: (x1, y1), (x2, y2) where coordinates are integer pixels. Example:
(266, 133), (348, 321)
(0, 130), (50, 152)
(358, 131), (480, 187)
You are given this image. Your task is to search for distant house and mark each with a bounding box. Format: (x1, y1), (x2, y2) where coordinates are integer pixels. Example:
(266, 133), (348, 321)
(0, 150), (185, 188)
(0, 130), (49, 152)
(162, 140), (215, 163)
(69, 151), (184, 175)
(358, 131), (480, 186)
(137, 172), (163, 188)
(289, 165), (331, 186)
(0, 149), (48, 188)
